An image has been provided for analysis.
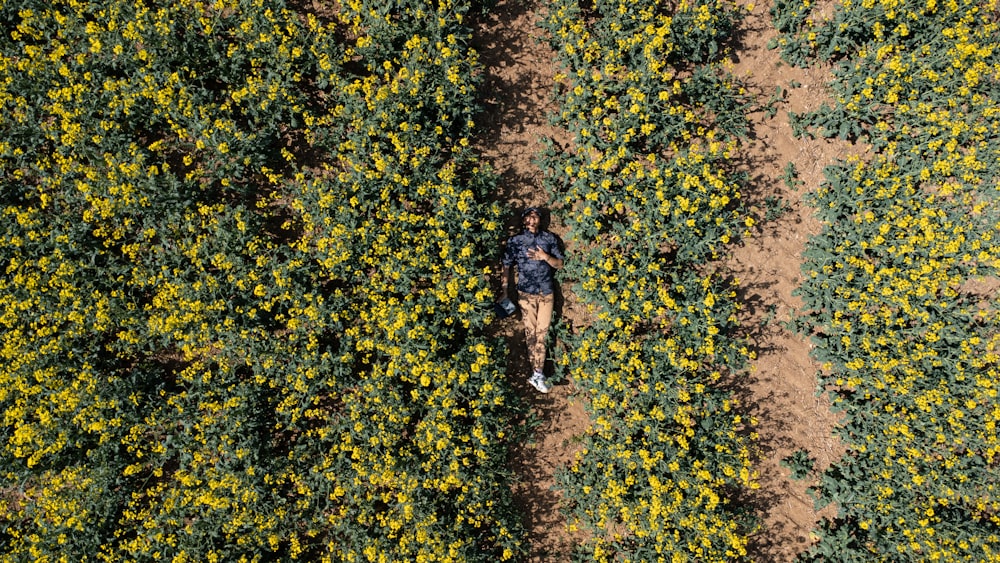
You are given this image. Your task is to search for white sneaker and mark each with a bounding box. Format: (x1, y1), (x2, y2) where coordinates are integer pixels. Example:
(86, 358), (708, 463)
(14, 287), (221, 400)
(528, 372), (551, 394)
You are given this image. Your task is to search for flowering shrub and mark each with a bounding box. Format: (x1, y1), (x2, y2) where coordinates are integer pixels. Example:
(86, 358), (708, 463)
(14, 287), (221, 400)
(539, 0), (759, 559)
(774, 0), (1000, 560)
(0, 0), (525, 560)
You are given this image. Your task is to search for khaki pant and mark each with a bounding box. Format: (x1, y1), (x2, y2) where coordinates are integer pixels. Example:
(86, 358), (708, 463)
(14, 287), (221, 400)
(519, 291), (554, 374)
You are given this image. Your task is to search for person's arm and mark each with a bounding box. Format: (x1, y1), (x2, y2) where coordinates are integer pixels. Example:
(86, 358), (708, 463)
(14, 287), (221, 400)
(500, 237), (515, 300)
(549, 237), (565, 270)
(527, 245), (563, 270)
(539, 249), (563, 270)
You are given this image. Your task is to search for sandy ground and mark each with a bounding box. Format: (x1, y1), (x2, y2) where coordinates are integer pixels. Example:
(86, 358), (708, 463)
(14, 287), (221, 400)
(727, 3), (853, 560)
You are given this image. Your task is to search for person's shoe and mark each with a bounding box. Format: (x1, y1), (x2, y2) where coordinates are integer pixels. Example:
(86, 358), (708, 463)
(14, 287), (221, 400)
(529, 372), (551, 394)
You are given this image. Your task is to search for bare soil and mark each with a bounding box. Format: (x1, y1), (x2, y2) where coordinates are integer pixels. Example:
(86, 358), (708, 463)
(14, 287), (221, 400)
(727, 3), (853, 560)
(472, 1), (851, 560)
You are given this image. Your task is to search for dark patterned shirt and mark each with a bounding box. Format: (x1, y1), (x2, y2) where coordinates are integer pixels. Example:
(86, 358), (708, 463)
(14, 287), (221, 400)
(503, 230), (564, 295)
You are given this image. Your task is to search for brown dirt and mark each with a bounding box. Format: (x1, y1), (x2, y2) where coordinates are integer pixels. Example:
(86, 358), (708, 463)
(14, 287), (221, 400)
(473, 0), (852, 561)
(473, 1), (591, 561)
(727, 3), (854, 561)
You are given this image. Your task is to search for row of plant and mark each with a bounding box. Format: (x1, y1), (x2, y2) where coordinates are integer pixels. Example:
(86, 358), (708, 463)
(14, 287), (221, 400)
(538, 0), (760, 559)
(0, 0), (527, 560)
(771, 0), (1000, 559)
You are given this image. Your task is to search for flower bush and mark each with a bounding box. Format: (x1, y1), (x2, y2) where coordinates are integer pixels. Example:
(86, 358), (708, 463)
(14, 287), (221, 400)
(0, 0), (526, 560)
(539, 0), (760, 559)
(774, 0), (1000, 559)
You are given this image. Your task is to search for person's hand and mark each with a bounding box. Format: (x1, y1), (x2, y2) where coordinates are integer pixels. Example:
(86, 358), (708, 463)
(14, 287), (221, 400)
(526, 246), (548, 261)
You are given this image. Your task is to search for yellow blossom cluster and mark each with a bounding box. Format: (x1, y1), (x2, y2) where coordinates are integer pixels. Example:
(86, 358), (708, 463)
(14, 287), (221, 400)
(0, 0), (524, 561)
(540, 0), (759, 559)
(778, 0), (1000, 559)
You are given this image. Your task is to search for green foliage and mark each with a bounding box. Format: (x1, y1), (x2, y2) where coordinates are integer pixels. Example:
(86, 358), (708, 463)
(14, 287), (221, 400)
(0, 0), (526, 560)
(670, 0), (745, 63)
(781, 449), (815, 480)
(783, 161), (804, 191)
(775, 0), (1000, 560)
(539, 0), (759, 559)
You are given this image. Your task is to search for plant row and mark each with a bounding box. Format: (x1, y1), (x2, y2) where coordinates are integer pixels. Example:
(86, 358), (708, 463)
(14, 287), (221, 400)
(538, 0), (760, 560)
(0, 0), (526, 561)
(772, 0), (1000, 560)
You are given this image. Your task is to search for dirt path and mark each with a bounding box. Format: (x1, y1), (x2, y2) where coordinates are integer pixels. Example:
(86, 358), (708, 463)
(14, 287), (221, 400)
(472, 1), (591, 560)
(728, 3), (853, 561)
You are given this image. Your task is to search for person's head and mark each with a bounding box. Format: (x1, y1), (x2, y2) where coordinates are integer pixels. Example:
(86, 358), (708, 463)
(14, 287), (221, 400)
(522, 206), (542, 233)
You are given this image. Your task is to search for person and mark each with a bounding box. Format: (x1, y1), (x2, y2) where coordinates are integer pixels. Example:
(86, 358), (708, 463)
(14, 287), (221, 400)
(500, 206), (564, 394)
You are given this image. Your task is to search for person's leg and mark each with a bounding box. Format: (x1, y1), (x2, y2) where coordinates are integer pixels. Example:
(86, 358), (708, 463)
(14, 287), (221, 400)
(532, 293), (554, 374)
(519, 291), (540, 371)
(519, 292), (549, 393)
(521, 292), (553, 375)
